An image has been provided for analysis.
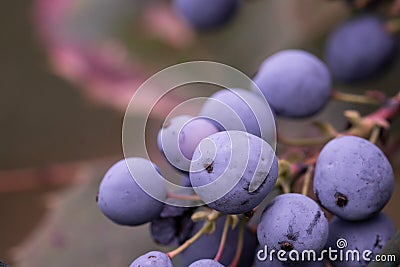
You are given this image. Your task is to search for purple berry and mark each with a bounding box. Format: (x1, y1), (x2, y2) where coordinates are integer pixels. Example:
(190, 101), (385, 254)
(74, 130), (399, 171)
(173, 0), (239, 31)
(129, 251), (173, 267)
(97, 158), (166, 226)
(188, 259), (225, 267)
(158, 115), (194, 171)
(325, 14), (397, 83)
(314, 136), (394, 221)
(326, 213), (395, 267)
(253, 50), (331, 118)
(199, 88), (275, 142)
(151, 206), (195, 246)
(257, 194), (329, 255)
(179, 117), (220, 160)
(150, 217), (177, 245)
(158, 115), (219, 172)
(190, 131), (278, 214)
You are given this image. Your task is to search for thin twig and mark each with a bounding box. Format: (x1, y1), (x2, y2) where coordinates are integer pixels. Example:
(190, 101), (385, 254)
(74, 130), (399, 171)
(166, 192), (202, 202)
(214, 217), (230, 262)
(332, 90), (382, 105)
(369, 126), (381, 144)
(167, 211), (221, 259)
(228, 218), (246, 267)
(301, 166), (314, 196)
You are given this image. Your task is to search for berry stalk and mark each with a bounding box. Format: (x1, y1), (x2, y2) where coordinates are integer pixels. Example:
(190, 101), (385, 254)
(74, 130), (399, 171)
(227, 217), (246, 267)
(213, 216), (230, 262)
(332, 90), (383, 105)
(166, 192), (202, 202)
(279, 91), (400, 147)
(301, 166), (314, 196)
(167, 210), (221, 259)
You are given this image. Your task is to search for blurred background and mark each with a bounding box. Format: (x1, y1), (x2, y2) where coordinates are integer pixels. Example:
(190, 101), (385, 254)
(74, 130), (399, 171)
(0, 0), (399, 266)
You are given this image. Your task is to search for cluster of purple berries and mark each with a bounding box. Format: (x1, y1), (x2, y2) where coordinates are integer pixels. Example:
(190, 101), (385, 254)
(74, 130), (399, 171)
(96, 1), (398, 266)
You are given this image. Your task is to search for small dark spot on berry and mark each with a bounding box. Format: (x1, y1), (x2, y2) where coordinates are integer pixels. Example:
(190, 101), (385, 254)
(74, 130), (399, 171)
(241, 199), (249, 206)
(279, 241), (294, 252)
(204, 162), (214, 173)
(335, 192), (348, 207)
(306, 211), (321, 235)
(373, 235), (382, 249)
(148, 255), (156, 259)
(286, 233), (298, 241)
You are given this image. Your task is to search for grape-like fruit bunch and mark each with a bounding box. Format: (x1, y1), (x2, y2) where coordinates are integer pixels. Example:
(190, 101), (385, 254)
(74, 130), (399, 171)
(96, 1), (399, 266)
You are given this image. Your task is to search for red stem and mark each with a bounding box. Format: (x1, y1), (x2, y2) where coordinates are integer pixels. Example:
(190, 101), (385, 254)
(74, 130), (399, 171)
(214, 217), (230, 262)
(166, 192), (202, 201)
(228, 218), (245, 267)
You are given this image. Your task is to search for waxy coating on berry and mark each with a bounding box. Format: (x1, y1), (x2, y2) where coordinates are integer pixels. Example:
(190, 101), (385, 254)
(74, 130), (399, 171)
(129, 251), (173, 267)
(253, 49), (332, 118)
(327, 213), (396, 267)
(257, 193), (329, 255)
(314, 136), (394, 221)
(97, 158), (166, 226)
(325, 14), (397, 83)
(173, 0), (239, 31)
(188, 259), (226, 266)
(190, 131), (278, 214)
(200, 88), (275, 143)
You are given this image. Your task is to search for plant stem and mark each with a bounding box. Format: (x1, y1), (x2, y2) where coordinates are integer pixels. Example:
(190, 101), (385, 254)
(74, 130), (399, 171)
(167, 220), (212, 259)
(166, 192), (202, 202)
(366, 94), (400, 122)
(228, 218), (246, 267)
(301, 166), (314, 196)
(280, 92), (400, 148)
(369, 126), (381, 144)
(167, 210), (221, 259)
(278, 135), (331, 147)
(214, 217), (230, 262)
(367, 231), (400, 266)
(332, 90), (381, 105)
